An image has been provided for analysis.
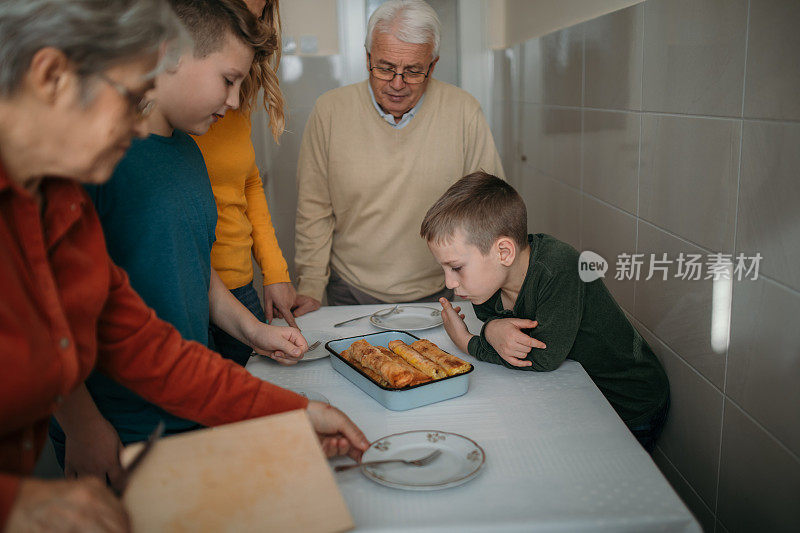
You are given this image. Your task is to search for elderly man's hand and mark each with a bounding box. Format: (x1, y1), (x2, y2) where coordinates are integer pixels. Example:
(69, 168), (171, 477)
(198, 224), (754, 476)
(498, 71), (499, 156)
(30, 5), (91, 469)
(291, 294), (321, 317)
(6, 477), (130, 533)
(305, 401), (369, 461)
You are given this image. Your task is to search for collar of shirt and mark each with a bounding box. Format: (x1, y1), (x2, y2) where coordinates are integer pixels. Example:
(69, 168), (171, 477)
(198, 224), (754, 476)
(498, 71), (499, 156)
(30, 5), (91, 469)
(368, 84), (425, 129)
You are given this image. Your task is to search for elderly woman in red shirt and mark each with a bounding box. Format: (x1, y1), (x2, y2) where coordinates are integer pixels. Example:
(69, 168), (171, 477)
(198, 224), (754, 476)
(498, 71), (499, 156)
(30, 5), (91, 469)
(0, 1), (367, 531)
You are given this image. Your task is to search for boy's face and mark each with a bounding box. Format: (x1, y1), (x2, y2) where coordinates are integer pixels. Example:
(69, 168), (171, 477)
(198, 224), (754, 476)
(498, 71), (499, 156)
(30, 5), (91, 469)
(154, 32), (253, 135)
(427, 230), (506, 305)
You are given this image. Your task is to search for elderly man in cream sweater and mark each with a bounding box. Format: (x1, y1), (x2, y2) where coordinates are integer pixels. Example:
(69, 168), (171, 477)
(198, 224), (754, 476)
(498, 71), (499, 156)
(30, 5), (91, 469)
(295, 0), (504, 306)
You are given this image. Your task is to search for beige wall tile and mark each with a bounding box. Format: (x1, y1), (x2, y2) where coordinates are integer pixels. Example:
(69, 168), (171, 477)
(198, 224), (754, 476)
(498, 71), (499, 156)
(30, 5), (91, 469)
(743, 0), (800, 121)
(717, 401), (800, 532)
(634, 221), (726, 387)
(520, 37), (543, 104)
(522, 170), (581, 251)
(639, 114), (739, 253)
(278, 56), (342, 109)
(633, 318), (723, 508)
(521, 25), (583, 106)
(736, 120), (800, 292)
(581, 195), (637, 311)
(642, 0), (748, 116)
(263, 106), (312, 277)
(520, 104), (581, 188)
(582, 110), (640, 214)
(584, 4), (643, 110)
(726, 277), (800, 457)
(652, 447), (716, 533)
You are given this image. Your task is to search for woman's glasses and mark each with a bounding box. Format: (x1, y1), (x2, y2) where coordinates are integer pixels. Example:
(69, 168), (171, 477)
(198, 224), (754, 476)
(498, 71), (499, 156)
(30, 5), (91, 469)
(96, 72), (154, 119)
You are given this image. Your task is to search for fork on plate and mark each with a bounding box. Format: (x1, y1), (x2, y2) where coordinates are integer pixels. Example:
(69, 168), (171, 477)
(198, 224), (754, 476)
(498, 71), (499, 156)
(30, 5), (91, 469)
(334, 449), (442, 472)
(333, 305), (400, 328)
(250, 340), (320, 359)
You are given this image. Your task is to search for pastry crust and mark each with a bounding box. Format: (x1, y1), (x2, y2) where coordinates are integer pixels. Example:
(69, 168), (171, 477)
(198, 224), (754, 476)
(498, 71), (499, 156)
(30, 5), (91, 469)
(410, 339), (471, 376)
(338, 338), (469, 389)
(347, 340), (417, 388)
(377, 347), (431, 386)
(340, 347), (388, 386)
(388, 340), (447, 379)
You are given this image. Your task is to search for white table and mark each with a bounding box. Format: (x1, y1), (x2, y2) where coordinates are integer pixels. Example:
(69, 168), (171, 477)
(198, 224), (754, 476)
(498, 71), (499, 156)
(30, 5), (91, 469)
(247, 304), (700, 533)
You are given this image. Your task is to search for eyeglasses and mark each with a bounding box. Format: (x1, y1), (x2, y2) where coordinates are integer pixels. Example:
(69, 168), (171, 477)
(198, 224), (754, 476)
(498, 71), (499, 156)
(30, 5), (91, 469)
(96, 72), (154, 119)
(368, 55), (433, 84)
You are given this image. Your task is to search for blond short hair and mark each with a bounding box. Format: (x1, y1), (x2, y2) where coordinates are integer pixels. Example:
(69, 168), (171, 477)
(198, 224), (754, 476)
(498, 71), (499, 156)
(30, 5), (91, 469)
(420, 171), (528, 254)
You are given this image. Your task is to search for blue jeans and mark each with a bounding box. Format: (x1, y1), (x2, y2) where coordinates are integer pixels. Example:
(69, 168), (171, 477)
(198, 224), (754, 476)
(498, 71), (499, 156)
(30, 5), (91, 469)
(209, 282), (265, 367)
(630, 394), (670, 453)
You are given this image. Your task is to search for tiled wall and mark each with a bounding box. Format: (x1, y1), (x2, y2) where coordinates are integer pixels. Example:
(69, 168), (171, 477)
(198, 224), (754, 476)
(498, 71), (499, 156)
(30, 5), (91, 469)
(491, 1), (800, 531)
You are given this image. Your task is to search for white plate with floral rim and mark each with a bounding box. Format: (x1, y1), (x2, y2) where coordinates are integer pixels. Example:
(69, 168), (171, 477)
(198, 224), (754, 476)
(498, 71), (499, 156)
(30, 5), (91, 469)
(369, 305), (443, 331)
(359, 430), (485, 490)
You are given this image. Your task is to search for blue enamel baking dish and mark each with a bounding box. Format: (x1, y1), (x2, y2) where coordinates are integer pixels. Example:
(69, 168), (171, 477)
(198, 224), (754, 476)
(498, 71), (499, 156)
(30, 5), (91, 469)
(326, 330), (473, 411)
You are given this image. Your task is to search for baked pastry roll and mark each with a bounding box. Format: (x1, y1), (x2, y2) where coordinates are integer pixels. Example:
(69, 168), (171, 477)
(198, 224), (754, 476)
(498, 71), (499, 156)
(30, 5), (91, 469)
(388, 340), (447, 379)
(377, 347), (431, 387)
(340, 347), (388, 386)
(410, 339), (471, 376)
(347, 340), (417, 388)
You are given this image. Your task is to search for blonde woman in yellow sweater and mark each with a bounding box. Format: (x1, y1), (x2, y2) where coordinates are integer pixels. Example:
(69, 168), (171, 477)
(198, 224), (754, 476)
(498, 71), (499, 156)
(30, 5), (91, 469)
(194, 0), (319, 363)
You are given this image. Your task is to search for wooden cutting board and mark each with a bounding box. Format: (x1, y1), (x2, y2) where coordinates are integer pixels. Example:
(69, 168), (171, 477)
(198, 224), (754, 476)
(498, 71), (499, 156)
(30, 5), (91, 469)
(121, 410), (353, 533)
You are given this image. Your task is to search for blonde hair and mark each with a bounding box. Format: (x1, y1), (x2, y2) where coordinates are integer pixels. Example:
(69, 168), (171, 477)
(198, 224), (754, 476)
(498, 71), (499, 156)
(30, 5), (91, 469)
(240, 0), (285, 143)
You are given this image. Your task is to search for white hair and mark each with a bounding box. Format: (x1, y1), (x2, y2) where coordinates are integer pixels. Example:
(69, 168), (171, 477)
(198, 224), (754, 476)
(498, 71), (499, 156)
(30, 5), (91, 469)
(0, 0), (187, 97)
(365, 0), (441, 59)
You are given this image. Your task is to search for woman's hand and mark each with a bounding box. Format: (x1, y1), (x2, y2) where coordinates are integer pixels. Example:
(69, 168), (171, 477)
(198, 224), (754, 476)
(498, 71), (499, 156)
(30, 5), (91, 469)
(305, 401), (369, 461)
(263, 283), (321, 325)
(263, 282), (299, 327)
(6, 478), (130, 533)
(64, 417), (126, 494)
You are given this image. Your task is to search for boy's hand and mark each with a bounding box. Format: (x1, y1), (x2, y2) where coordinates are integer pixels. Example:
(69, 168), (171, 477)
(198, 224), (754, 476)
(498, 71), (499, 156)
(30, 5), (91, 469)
(249, 324), (308, 365)
(439, 298), (472, 353)
(484, 318), (546, 368)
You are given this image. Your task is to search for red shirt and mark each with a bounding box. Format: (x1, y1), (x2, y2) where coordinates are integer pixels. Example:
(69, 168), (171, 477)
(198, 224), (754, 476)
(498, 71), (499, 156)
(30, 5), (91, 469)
(0, 162), (307, 525)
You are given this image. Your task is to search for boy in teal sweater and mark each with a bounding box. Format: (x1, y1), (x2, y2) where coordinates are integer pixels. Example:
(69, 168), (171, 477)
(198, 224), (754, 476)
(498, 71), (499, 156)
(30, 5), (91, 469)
(421, 171), (669, 451)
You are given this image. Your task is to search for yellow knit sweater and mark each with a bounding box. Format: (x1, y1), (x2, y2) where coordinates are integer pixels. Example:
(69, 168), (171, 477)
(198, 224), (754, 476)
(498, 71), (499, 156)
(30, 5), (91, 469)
(193, 110), (290, 290)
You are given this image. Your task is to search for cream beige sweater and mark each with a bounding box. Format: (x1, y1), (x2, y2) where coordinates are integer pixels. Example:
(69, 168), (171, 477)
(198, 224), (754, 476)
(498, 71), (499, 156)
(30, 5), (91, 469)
(295, 79), (504, 302)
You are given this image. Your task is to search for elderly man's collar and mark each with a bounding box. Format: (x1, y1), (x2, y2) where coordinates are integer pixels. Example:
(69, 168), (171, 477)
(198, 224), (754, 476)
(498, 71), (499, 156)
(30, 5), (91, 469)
(367, 83), (426, 129)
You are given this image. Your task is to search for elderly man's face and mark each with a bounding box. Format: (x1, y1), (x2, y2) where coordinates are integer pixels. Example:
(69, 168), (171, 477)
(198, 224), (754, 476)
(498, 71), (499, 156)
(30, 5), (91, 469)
(368, 31), (438, 120)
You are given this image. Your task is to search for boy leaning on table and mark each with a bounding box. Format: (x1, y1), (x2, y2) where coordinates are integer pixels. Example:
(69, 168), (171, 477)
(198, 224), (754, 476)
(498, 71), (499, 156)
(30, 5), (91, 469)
(421, 171), (670, 452)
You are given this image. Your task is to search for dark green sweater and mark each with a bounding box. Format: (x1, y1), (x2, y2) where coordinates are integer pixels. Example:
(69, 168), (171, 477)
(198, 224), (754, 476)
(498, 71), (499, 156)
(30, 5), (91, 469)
(468, 234), (669, 427)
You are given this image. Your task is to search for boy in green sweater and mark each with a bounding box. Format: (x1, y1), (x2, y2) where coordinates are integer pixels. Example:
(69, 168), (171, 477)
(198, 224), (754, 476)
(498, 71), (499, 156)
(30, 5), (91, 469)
(421, 171), (670, 451)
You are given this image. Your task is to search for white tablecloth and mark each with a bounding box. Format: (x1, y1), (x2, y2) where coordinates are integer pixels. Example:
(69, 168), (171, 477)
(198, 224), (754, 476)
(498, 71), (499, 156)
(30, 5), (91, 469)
(247, 304), (699, 533)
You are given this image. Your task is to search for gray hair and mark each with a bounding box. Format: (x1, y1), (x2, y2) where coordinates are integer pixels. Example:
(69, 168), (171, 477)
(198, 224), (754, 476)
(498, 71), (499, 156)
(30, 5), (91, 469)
(0, 0), (187, 97)
(365, 0), (441, 59)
